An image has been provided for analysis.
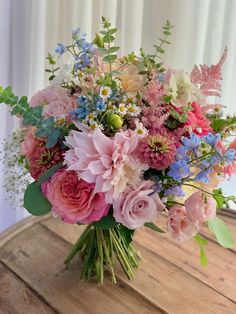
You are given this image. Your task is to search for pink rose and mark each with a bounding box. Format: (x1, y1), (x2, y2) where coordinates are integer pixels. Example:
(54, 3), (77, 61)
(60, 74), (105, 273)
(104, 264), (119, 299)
(167, 205), (197, 241)
(42, 169), (110, 224)
(29, 86), (77, 118)
(185, 191), (216, 227)
(113, 181), (165, 229)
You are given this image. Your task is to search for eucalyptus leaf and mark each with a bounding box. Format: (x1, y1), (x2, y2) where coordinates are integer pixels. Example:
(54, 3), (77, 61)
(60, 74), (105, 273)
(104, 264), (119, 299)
(24, 182), (52, 216)
(36, 162), (63, 186)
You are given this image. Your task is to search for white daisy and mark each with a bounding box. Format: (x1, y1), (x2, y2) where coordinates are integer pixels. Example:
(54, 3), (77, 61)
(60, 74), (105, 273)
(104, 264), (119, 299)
(118, 103), (127, 115)
(127, 103), (141, 116)
(135, 122), (148, 137)
(99, 86), (112, 99)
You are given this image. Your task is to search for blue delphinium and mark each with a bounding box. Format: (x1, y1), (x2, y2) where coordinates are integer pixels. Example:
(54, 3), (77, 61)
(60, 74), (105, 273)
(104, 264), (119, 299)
(181, 133), (201, 150)
(194, 169), (211, 183)
(224, 149), (236, 164)
(175, 146), (189, 161)
(75, 53), (91, 70)
(167, 160), (191, 181)
(203, 133), (221, 147)
(70, 96), (89, 120)
(55, 43), (66, 56)
(164, 185), (185, 197)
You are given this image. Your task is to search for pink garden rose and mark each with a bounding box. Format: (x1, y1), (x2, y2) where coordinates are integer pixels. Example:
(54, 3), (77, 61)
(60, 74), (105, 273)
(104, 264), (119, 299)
(29, 86), (76, 118)
(21, 126), (42, 157)
(42, 169), (110, 224)
(64, 128), (148, 203)
(185, 191), (216, 227)
(167, 205), (197, 241)
(113, 181), (165, 229)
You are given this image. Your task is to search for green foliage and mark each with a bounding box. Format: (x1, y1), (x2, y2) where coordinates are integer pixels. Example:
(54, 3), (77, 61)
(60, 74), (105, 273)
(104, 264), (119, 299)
(36, 162), (63, 185)
(93, 210), (117, 229)
(46, 53), (60, 81)
(118, 225), (134, 245)
(144, 222), (165, 233)
(212, 188), (236, 209)
(23, 182), (52, 216)
(94, 17), (120, 75)
(210, 116), (236, 132)
(208, 217), (233, 248)
(194, 234), (208, 266)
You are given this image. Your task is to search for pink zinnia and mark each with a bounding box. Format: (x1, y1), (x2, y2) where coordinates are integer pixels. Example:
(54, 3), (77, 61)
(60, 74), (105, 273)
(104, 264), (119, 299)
(135, 128), (176, 170)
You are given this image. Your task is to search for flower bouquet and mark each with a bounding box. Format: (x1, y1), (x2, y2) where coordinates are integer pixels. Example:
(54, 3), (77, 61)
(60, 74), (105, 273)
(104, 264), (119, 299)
(1, 17), (236, 284)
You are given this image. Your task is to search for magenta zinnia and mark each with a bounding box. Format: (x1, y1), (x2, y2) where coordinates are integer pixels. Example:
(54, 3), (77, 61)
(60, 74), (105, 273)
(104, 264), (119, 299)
(136, 129), (176, 170)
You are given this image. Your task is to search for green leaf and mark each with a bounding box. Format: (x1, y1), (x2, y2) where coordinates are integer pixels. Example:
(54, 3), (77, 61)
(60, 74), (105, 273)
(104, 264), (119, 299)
(36, 163), (63, 186)
(46, 128), (60, 148)
(108, 28), (117, 34)
(103, 34), (115, 43)
(144, 222), (165, 233)
(93, 33), (104, 48)
(193, 234), (208, 266)
(93, 211), (117, 229)
(178, 113), (188, 123)
(119, 225), (134, 245)
(208, 217), (234, 248)
(23, 182), (51, 216)
(103, 55), (117, 63)
(213, 189), (225, 208)
(108, 46), (120, 53)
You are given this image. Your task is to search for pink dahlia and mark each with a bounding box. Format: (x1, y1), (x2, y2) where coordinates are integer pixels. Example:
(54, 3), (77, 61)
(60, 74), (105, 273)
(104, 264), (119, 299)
(135, 128), (176, 170)
(64, 128), (148, 203)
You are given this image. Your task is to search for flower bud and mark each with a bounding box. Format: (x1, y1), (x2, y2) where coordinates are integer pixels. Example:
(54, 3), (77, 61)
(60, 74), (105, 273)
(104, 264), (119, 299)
(107, 113), (123, 130)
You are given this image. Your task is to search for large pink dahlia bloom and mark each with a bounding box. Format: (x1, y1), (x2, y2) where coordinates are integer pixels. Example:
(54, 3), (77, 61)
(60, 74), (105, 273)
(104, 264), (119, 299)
(64, 129), (148, 203)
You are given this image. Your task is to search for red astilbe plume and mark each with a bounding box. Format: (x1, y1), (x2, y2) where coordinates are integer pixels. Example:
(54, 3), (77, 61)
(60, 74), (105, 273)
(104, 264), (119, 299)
(190, 47), (227, 97)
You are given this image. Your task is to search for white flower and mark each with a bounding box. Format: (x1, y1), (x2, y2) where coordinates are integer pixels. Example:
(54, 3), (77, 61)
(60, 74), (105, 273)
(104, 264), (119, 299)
(127, 103), (141, 116)
(99, 86), (112, 99)
(51, 63), (73, 86)
(118, 103), (127, 115)
(135, 122), (148, 137)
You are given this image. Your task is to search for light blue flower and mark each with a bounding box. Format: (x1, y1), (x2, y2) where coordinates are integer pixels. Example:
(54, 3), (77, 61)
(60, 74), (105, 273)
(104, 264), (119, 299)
(182, 133), (201, 150)
(75, 53), (91, 70)
(55, 43), (66, 55)
(203, 133), (221, 147)
(95, 98), (106, 111)
(164, 185), (185, 197)
(224, 149), (236, 164)
(167, 160), (191, 181)
(194, 169), (210, 183)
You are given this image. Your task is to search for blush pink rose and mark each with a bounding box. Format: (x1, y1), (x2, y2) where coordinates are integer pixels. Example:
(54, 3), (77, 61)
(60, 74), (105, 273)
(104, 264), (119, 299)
(167, 205), (197, 241)
(29, 86), (76, 118)
(42, 169), (110, 224)
(185, 191), (216, 227)
(113, 181), (165, 229)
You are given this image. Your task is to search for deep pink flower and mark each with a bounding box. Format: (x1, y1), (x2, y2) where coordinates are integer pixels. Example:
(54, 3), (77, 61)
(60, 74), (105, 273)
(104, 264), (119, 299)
(113, 181), (165, 229)
(135, 128), (176, 170)
(185, 191), (216, 227)
(167, 205), (197, 241)
(28, 145), (64, 180)
(64, 128), (147, 203)
(185, 102), (212, 136)
(42, 169), (109, 224)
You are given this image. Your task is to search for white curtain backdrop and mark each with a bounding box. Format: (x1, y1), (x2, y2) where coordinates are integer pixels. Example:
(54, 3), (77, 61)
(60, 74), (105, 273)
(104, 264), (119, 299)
(1, 0), (236, 232)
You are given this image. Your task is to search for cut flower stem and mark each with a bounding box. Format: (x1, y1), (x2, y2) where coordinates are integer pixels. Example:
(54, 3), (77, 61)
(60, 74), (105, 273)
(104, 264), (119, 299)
(64, 224), (140, 284)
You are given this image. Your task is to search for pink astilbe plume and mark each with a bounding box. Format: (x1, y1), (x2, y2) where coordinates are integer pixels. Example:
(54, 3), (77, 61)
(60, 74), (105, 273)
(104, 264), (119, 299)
(190, 47), (227, 97)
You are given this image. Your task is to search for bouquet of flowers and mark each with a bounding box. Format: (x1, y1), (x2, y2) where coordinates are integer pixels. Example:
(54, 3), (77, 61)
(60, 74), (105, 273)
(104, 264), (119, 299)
(1, 17), (236, 284)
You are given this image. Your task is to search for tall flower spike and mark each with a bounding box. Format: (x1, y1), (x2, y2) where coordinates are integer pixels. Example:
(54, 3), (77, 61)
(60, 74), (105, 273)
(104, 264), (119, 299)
(190, 47), (227, 97)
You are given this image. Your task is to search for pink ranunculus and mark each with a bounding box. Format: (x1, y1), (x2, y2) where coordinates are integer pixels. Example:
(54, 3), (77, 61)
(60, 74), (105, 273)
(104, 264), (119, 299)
(167, 205), (197, 241)
(29, 86), (77, 118)
(185, 102), (212, 136)
(64, 128), (148, 203)
(113, 181), (165, 229)
(42, 169), (110, 224)
(185, 191), (216, 227)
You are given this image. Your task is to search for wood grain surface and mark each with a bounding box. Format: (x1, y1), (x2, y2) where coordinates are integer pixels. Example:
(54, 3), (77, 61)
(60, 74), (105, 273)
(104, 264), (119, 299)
(0, 212), (235, 314)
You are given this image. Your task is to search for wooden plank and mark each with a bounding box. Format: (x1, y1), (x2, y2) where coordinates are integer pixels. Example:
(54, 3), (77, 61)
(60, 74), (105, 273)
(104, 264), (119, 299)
(135, 227), (236, 301)
(41, 218), (236, 314)
(0, 224), (161, 314)
(0, 262), (55, 314)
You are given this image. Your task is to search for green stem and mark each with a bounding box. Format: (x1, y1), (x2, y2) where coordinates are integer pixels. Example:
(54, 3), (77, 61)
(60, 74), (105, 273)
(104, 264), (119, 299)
(182, 183), (214, 196)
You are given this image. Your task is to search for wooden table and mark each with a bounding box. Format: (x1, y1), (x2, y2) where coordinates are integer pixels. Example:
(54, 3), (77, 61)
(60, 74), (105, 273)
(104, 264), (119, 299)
(0, 211), (235, 314)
